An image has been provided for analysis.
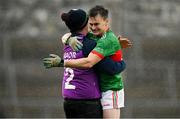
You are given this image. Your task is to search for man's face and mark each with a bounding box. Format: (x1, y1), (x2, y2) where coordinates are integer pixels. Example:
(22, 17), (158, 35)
(89, 14), (108, 37)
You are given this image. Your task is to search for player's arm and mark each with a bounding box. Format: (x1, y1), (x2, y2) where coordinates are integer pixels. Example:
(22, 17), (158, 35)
(63, 37), (101, 69)
(64, 52), (101, 69)
(83, 38), (126, 74)
(94, 58), (126, 75)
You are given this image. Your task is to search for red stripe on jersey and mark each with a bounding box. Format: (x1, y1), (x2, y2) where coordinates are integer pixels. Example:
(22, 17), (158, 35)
(110, 50), (123, 62)
(91, 50), (104, 59)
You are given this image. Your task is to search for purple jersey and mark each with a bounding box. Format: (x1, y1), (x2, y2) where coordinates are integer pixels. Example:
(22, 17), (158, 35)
(62, 38), (101, 99)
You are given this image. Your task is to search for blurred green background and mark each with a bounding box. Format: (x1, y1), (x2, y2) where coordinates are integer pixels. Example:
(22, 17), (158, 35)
(0, 0), (180, 118)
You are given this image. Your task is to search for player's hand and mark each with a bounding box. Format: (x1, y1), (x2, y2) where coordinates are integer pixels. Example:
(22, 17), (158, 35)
(118, 35), (132, 49)
(61, 33), (83, 52)
(43, 54), (62, 68)
(62, 33), (71, 44)
(68, 36), (83, 52)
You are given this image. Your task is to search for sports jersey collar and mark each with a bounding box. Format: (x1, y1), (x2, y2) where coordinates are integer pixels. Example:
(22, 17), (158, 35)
(71, 33), (86, 39)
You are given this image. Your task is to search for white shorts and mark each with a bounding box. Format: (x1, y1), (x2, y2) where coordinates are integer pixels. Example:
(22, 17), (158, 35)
(101, 89), (124, 110)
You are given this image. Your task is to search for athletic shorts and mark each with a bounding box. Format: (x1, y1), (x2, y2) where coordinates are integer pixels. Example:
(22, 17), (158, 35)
(101, 89), (124, 110)
(63, 99), (103, 118)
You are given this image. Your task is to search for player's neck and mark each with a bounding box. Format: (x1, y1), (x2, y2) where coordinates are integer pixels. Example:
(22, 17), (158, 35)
(79, 28), (88, 36)
(105, 27), (110, 32)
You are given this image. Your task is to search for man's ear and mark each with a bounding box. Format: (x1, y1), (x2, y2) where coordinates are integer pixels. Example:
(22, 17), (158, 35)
(105, 19), (109, 26)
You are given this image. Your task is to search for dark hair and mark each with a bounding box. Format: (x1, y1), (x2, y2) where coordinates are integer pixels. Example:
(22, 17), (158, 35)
(89, 5), (108, 19)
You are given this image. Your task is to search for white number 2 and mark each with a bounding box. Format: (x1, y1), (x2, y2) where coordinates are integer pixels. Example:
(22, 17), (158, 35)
(64, 68), (76, 89)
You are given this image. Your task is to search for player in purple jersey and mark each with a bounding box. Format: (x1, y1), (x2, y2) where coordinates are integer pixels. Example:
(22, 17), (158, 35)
(43, 9), (126, 118)
(62, 35), (102, 118)
(63, 38), (101, 100)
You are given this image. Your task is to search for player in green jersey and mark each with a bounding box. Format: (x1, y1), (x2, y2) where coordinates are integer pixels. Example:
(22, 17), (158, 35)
(61, 5), (131, 118)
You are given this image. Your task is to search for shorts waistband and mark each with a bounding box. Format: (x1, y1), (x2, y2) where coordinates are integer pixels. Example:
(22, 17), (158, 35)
(64, 98), (100, 101)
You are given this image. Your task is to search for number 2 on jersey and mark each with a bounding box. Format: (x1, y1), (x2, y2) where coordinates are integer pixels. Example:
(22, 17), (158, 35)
(64, 68), (76, 89)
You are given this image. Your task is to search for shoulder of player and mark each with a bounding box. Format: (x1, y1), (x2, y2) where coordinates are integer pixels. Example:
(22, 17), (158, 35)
(87, 32), (98, 41)
(87, 32), (93, 37)
(100, 30), (117, 41)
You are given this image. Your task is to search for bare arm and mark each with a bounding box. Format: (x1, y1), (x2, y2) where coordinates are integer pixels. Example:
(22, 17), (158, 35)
(64, 52), (102, 69)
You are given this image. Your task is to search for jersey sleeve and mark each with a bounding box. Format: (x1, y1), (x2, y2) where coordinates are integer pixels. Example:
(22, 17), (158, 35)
(94, 58), (126, 75)
(91, 33), (120, 59)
